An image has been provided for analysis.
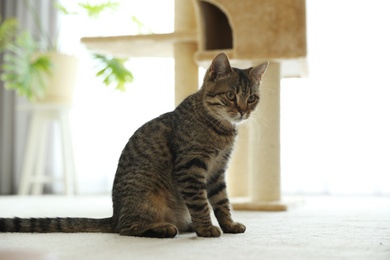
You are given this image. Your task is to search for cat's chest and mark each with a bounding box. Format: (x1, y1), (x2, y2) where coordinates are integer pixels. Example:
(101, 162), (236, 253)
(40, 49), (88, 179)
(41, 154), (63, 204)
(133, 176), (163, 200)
(191, 132), (234, 156)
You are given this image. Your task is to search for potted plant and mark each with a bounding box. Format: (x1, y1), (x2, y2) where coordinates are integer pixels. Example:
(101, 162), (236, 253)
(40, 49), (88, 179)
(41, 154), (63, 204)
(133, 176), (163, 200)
(0, 0), (135, 103)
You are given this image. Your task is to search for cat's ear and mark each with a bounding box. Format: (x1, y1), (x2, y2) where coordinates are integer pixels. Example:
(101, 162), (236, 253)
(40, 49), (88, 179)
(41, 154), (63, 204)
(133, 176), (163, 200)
(250, 61), (269, 83)
(208, 53), (232, 80)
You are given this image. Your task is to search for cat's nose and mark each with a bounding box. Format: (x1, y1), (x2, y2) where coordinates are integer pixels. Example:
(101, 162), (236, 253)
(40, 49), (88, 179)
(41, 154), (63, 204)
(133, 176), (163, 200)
(237, 109), (245, 118)
(237, 106), (246, 117)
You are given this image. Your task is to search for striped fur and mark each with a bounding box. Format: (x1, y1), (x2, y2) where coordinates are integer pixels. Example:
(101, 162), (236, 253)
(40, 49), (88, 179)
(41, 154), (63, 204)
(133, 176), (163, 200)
(0, 53), (268, 238)
(0, 218), (112, 233)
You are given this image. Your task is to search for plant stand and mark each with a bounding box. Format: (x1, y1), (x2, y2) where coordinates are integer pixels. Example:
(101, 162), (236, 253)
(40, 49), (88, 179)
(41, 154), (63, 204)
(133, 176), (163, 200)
(18, 103), (77, 195)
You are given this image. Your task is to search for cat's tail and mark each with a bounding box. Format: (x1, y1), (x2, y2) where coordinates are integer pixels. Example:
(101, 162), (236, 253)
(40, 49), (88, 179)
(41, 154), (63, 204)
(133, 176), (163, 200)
(0, 217), (114, 233)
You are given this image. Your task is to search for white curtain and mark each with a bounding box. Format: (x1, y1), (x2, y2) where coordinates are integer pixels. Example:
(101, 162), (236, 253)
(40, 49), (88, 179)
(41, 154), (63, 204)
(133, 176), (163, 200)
(59, 0), (390, 196)
(0, 0), (59, 194)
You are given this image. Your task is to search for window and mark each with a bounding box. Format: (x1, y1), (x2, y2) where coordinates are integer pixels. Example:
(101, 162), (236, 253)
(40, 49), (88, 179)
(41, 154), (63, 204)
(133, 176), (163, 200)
(281, 0), (390, 195)
(58, 0), (175, 193)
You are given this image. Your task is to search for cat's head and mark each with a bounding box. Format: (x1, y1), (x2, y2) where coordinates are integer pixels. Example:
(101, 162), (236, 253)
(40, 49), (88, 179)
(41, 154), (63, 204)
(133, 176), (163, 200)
(202, 53), (268, 124)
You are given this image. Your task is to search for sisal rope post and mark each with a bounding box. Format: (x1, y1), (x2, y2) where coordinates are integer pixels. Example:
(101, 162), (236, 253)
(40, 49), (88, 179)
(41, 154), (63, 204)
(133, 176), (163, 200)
(227, 124), (250, 198)
(231, 61), (300, 211)
(174, 0), (198, 106)
(249, 61), (281, 202)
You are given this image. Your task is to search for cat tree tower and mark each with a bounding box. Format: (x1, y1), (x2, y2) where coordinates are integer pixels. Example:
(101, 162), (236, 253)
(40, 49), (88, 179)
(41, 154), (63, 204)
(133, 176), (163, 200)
(82, 0), (307, 211)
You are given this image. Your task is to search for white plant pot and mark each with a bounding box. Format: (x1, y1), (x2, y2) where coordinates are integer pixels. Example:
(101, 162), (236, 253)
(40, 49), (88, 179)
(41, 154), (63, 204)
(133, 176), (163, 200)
(37, 52), (79, 104)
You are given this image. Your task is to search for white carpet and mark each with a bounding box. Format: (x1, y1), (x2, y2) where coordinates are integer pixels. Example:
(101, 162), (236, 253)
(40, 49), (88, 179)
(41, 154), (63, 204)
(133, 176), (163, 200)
(0, 196), (389, 260)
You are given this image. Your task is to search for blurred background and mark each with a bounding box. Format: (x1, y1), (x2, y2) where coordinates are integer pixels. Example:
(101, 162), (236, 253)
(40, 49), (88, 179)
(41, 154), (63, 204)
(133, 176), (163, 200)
(1, 0), (389, 196)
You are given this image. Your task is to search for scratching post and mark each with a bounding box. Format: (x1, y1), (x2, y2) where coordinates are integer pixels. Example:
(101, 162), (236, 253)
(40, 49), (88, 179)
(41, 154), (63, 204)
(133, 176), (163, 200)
(174, 44), (198, 106)
(249, 62), (281, 202)
(173, 0), (198, 106)
(228, 62), (285, 210)
(227, 124), (250, 197)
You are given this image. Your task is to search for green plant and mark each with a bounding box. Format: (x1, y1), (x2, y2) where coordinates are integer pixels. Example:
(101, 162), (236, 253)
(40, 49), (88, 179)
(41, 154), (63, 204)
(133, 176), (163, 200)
(0, 0), (137, 101)
(1, 31), (52, 99)
(0, 16), (17, 52)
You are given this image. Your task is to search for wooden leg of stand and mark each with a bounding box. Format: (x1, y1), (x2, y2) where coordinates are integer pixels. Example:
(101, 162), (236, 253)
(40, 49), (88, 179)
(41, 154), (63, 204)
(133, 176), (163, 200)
(18, 112), (43, 195)
(59, 110), (77, 195)
(31, 112), (49, 195)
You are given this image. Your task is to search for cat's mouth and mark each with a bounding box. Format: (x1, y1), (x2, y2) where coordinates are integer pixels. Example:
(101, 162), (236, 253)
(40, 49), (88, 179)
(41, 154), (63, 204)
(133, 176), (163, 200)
(213, 110), (248, 125)
(229, 113), (249, 124)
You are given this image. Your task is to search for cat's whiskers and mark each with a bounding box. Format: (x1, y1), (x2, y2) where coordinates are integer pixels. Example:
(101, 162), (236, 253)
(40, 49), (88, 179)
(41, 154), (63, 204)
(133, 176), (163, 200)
(247, 112), (265, 143)
(258, 112), (270, 128)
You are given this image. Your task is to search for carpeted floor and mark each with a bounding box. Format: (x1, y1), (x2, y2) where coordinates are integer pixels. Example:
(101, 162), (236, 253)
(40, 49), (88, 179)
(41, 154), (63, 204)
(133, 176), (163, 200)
(0, 196), (389, 260)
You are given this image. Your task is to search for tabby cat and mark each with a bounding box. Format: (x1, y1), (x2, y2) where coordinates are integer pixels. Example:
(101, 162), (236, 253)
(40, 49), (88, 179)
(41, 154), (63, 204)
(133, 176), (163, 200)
(0, 53), (268, 238)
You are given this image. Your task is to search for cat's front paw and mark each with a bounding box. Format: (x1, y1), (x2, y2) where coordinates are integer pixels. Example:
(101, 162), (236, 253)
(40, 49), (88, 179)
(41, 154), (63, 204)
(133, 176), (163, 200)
(221, 222), (246, 234)
(195, 226), (222, 238)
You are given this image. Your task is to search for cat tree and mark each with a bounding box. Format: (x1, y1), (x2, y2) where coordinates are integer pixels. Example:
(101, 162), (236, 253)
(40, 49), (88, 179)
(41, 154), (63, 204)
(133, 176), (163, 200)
(81, 0), (307, 211)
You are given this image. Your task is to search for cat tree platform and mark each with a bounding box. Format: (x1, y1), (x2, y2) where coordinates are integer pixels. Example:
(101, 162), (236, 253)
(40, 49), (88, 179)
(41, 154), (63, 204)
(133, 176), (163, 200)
(81, 0), (307, 211)
(81, 31), (197, 58)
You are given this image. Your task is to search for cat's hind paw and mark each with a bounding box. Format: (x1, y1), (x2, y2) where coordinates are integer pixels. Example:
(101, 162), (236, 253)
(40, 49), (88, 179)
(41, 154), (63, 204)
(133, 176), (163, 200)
(142, 223), (178, 238)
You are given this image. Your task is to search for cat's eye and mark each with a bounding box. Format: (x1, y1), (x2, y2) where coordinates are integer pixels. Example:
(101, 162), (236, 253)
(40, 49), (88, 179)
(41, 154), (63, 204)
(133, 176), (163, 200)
(226, 91), (235, 101)
(248, 95), (256, 103)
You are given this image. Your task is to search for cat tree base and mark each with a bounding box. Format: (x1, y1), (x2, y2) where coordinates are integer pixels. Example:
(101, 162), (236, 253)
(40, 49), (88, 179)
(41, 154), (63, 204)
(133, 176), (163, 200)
(231, 197), (304, 211)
